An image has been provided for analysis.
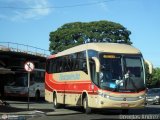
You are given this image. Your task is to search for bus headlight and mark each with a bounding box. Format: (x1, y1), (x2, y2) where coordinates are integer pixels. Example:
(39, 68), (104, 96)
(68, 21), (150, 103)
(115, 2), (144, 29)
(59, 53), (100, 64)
(138, 95), (145, 99)
(98, 92), (110, 98)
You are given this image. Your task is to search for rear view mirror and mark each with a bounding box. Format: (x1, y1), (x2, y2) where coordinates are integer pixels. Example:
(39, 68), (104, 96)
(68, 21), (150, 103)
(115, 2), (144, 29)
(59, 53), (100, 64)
(145, 60), (153, 74)
(92, 57), (100, 72)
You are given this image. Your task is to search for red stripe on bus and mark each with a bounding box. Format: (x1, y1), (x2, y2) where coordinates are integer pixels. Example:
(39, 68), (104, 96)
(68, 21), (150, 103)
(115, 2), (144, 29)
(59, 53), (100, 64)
(56, 90), (98, 95)
(45, 82), (53, 92)
(50, 79), (91, 84)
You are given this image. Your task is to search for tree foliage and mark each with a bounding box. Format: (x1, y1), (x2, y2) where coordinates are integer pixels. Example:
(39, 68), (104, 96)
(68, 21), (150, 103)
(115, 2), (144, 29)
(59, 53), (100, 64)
(49, 20), (132, 53)
(150, 68), (160, 87)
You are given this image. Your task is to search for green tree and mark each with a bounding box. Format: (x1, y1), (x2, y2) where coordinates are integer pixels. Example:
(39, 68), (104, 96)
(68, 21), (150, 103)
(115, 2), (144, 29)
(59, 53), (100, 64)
(49, 20), (132, 53)
(150, 68), (160, 87)
(145, 62), (152, 87)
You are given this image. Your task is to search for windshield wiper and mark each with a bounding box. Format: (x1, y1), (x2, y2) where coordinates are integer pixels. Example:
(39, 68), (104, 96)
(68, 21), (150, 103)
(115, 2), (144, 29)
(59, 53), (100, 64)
(112, 74), (138, 93)
(124, 73), (138, 92)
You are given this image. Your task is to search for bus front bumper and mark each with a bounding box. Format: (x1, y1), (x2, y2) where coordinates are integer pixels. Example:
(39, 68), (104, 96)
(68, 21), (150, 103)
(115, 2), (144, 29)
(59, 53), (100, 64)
(90, 96), (145, 109)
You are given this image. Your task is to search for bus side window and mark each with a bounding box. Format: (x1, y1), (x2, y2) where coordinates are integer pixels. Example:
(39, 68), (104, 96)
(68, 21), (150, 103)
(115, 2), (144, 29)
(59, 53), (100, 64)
(65, 57), (70, 71)
(59, 58), (63, 72)
(67, 58), (72, 71)
(47, 58), (57, 73)
(49, 59), (55, 73)
(83, 62), (87, 70)
(90, 60), (98, 85)
(46, 59), (51, 73)
(75, 60), (79, 71)
(79, 58), (83, 70)
(55, 58), (60, 73)
(69, 57), (73, 71)
(60, 58), (63, 72)
(81, 59), (87, 73)
(63, 59), (67, 72)
(77, 51), (87, 73)
(72, 58), (77, 71)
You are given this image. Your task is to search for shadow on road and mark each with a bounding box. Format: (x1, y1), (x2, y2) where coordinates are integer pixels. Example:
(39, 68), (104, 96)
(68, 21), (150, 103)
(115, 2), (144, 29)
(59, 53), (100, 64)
(0, 105), (54, 113)
(0, 105), (28, 113)
(62, 105), (160, 115)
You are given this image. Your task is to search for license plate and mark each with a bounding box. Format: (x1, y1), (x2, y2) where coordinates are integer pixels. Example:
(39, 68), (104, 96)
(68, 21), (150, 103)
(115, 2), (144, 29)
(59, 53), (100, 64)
(121, 103), (129, 107)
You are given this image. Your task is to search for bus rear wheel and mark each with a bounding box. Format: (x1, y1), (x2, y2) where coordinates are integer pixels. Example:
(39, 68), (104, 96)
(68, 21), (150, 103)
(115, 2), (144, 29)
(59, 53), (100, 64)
(35, 91), (40, 101)
(53, 94), (61, 109)
(83, 97), (91, 114)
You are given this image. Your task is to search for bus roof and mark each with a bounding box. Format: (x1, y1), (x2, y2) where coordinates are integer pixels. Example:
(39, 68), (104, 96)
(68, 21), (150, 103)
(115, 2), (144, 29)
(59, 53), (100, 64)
(49, 43), (141, 58)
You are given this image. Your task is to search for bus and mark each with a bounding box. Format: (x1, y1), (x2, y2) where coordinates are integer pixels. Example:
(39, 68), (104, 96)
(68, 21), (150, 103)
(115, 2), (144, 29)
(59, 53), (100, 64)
(45, 43), (146, 113)
(4, 68), (45, 100)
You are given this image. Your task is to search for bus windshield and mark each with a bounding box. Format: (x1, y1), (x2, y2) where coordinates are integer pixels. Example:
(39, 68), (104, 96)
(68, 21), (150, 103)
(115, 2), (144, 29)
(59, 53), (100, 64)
(99, 54), (145, 92)
(14, 75), (28, 87)
(6, 74), (28, 87)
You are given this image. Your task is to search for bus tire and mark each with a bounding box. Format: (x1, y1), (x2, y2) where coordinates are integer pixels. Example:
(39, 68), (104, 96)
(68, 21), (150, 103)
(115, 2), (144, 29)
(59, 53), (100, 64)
(53, 94), (61, 109)
(83, 97), (91, 114)
(35, 91), (40, 101)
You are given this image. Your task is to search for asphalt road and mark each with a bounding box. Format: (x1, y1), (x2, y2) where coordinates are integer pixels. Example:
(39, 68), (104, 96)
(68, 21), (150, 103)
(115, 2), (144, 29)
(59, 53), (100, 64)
(1, 99), (160, 120)
(28, 105), (160, 120)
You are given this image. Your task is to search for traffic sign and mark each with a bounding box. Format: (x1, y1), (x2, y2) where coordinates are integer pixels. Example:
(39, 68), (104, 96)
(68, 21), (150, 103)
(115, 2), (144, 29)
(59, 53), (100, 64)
(24, 61), (35, 72)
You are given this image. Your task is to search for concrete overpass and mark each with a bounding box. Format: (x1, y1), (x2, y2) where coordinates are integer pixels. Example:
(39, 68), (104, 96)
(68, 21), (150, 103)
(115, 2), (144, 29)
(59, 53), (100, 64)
(0, 42), (49, 98)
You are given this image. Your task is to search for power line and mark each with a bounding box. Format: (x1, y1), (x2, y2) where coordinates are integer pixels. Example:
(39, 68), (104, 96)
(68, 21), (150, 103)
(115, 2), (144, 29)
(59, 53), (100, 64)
(0, 0), (115, 9)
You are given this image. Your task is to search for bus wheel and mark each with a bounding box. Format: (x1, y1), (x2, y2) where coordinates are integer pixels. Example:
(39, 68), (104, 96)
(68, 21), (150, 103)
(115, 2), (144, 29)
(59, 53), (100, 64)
(35, 91), (40, 101)
(53, 94), (61, 109)
(83, 97), (91, 114)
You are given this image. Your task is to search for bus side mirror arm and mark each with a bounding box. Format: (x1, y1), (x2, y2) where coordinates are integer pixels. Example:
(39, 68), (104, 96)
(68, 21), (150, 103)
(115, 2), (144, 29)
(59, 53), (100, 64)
(92, 57), (100, 73)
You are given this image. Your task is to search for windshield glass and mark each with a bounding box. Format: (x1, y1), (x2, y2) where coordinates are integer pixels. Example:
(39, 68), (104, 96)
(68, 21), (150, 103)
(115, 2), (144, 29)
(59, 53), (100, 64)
(147, 89), (160, 95)
(14, 76), (28, 87)
(99, 54), (145, 92)
(6, 74), (28, 87)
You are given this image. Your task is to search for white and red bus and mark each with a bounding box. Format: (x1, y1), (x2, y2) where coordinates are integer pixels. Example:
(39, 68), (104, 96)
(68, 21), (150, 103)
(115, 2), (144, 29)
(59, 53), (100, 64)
(45, 43), (146, 113)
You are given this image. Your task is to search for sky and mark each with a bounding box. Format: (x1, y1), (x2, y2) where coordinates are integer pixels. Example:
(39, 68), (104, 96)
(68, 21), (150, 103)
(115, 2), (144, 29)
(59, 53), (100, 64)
(0, 0), (160, 68)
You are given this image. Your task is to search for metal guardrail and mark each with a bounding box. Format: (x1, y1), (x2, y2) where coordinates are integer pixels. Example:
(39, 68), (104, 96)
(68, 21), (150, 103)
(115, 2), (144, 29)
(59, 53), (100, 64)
(0, 42), (50, 57)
